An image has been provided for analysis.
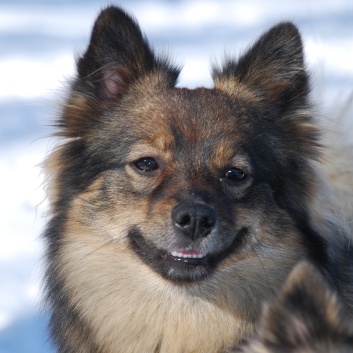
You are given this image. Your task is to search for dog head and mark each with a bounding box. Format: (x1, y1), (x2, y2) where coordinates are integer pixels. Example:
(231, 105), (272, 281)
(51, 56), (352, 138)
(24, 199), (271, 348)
(47, 7), (325, 287)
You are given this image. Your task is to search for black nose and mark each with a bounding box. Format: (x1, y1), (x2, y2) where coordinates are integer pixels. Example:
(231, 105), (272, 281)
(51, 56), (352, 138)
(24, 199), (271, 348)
(172, 203), (216, 241)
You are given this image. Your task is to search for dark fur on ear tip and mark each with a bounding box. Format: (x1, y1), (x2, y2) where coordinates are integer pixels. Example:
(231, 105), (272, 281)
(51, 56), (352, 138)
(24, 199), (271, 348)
(77, 6), (150, 79)
(213, 21), (309, 106)
(77, 5), (180, 98)
(214, 21), (304, 78)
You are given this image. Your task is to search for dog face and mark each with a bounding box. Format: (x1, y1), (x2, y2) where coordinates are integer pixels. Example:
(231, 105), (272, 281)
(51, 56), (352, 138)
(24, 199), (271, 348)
(47, 7), (326, 287)
(64, 87), (302, 284)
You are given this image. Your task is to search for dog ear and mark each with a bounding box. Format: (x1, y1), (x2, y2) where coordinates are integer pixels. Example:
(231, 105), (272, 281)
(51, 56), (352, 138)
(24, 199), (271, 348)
(213, 22), (309, 107)
(77, 6), (180, 100)
(60, 6), (179, 137)
(252, 262), (352, 350)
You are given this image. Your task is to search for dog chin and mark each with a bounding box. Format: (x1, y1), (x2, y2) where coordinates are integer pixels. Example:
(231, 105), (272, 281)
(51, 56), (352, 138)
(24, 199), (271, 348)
(127, 227), (246, 283)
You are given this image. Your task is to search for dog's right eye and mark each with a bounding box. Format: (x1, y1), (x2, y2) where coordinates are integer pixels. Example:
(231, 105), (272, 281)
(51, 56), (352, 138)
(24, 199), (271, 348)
(133, 157), (159, 172)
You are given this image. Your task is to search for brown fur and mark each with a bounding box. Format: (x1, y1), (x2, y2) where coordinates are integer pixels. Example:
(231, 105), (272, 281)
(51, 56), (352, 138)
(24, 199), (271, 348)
(43, 6), (353, 353)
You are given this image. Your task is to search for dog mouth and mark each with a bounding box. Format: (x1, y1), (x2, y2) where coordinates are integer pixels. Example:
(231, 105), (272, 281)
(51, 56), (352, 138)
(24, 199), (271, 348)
(128, 227), (245, 282)
(170, 250), (206, 260)
(162, 250), (208, 267)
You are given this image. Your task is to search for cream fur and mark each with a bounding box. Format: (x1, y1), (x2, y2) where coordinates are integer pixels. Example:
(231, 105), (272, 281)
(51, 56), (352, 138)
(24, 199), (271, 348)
(60, 232), (249, 353)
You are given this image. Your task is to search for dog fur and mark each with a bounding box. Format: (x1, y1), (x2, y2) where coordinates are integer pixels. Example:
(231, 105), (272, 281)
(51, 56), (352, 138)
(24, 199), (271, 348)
(239, 261), (353, 353)
(43, 6), (353, 353)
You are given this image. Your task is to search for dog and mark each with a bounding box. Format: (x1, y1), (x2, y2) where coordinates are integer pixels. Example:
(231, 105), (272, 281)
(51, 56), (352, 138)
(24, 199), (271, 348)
(43, 5), (353, 353)
(239, 261), (353, 353)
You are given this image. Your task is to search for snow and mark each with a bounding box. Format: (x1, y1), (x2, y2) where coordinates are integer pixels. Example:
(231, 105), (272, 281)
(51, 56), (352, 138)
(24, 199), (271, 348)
(0, 1), (352, 352)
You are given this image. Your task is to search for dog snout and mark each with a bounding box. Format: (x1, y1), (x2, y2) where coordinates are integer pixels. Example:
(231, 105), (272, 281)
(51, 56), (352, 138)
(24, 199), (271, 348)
(172, 203), (217, 240)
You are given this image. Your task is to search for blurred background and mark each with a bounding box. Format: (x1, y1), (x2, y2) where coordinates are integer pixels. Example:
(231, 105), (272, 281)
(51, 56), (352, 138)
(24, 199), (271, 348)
(0, 0), (352, 352)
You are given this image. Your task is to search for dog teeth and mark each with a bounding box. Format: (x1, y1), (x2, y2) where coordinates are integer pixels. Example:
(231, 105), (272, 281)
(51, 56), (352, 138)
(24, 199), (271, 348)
(170, 251), (205, 259)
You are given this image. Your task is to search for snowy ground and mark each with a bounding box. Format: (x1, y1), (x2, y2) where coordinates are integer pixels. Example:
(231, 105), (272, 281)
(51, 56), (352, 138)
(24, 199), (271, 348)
(0, 1), (352, 352)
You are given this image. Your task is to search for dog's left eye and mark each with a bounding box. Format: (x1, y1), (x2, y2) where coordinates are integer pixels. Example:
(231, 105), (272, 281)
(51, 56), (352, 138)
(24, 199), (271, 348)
(224, 168), (246, 182)
(134, 157), (159, 172)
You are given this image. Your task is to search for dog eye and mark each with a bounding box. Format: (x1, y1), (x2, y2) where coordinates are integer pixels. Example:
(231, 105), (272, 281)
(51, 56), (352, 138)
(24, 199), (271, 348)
(224, 168), (246, 182)
(134, 157), (159, 172)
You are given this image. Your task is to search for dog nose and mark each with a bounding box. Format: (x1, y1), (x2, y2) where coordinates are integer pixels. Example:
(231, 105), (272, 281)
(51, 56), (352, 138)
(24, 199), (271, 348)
(172, 203), (216, 240)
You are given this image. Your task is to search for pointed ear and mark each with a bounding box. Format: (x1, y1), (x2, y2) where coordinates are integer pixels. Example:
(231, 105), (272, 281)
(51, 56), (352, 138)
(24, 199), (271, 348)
(60, 6), (180, 137)
(257, 262), (348, 348)
(77, 6), (180, 99)
(213, 22), (309, 106)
